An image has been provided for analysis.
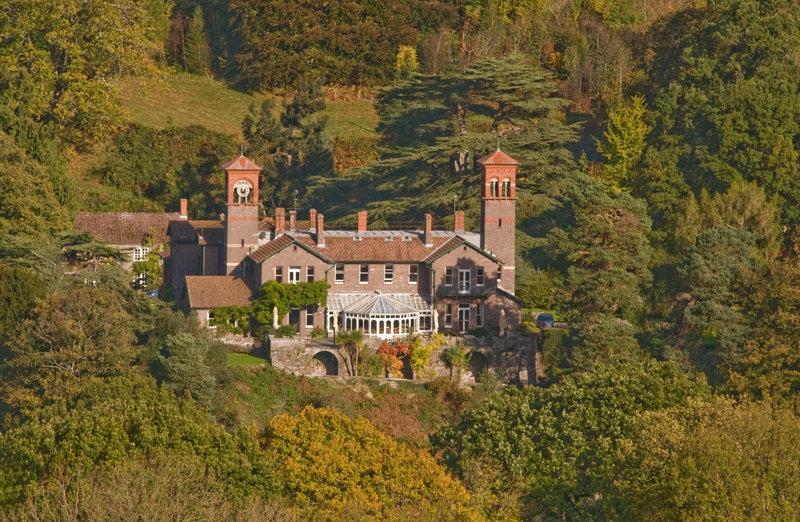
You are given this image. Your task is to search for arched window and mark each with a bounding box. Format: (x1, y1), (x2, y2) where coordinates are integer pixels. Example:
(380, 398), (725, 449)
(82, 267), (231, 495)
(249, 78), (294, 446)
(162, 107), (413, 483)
(489, 179), (499, 198)
(501, 179), (511, 198)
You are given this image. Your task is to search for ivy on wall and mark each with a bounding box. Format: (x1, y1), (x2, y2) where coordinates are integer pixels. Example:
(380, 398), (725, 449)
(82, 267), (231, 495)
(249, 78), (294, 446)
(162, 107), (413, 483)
(210, 281), (329, 336)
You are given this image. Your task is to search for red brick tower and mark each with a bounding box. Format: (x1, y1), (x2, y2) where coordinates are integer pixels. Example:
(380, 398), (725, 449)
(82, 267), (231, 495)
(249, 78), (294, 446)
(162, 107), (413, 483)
(222, 154), (261, 276)
(478, 149), (517, 293)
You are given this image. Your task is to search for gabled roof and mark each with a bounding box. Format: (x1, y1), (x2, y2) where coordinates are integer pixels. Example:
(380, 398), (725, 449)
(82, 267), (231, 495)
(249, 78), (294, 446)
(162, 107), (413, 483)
(478, 149), (519, 166)
(222, 154), (262, 171)
(497, 286), (522, 304)
(75, 212), (180, 246)
(247, 234), (332, 263)
(185, 276), (253, 309)
(422, 235), (500, 265)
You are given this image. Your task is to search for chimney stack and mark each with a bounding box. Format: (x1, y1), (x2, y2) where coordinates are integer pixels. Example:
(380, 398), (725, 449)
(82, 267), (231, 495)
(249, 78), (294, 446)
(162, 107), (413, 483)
(179, 198), (188, 220)
(454, 210), (465, 234)
(357, 210), (368, 235)
(309, 209), (317, 229)
(423, 213), (433, 247)
(275, 208), (285, 237)
(289, 209), (297, 231)
(316, 213), (325, 247)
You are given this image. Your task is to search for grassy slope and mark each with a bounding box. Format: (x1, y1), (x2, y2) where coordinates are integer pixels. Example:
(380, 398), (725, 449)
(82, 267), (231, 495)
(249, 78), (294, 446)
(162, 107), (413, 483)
(116, 71), (378, 141)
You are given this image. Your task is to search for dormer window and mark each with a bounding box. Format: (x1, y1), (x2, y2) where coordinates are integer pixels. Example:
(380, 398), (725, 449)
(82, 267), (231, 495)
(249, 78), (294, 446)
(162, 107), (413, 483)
(489, 178), (499, 198)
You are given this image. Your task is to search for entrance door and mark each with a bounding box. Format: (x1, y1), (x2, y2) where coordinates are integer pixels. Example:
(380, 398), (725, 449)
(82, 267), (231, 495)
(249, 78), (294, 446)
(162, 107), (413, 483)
(458, 305), (470, 333)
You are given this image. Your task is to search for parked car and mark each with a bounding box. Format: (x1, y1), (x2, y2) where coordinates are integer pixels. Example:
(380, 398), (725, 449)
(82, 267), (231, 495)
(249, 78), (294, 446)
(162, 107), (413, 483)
(536, 313), (554, 330)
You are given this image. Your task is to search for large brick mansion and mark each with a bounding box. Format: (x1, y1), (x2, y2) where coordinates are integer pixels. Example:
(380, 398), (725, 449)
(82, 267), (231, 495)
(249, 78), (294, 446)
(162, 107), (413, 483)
(77, 150), (522, 339)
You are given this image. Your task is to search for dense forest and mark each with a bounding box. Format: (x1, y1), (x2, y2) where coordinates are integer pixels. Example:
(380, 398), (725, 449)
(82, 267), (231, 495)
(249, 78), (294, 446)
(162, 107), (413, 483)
(3, 0), (800, 519)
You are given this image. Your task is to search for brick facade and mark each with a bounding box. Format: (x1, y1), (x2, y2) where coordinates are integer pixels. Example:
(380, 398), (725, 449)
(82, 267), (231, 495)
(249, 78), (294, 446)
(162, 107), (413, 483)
(168, 151), (522, 338)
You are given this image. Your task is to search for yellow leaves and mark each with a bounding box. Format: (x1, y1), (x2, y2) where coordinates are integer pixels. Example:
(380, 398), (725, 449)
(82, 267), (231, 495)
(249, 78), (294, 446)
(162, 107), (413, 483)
(263, 407), (479, 519)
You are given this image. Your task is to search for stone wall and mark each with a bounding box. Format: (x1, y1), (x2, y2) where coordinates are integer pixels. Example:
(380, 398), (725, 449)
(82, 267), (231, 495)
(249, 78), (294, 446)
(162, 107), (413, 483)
(264, 332), (540, 385)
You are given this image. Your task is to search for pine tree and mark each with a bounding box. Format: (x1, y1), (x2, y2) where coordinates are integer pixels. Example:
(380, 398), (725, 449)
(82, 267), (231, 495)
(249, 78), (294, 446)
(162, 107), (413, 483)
(242, 78), (333, 208)
(183, 5), (211, 76)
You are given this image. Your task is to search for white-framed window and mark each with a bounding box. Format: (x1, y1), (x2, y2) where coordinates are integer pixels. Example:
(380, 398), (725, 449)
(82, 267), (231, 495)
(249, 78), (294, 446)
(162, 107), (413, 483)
(445, 267), (454, 286)
(501, 179), (511, 198)
(306, 304), (315, 327)
(335, 264), (345, 283)
(275, 266), (283, 283)
(476, 267), (485, 286)
(360, 264), (369, 284)
(134, 272), (147, 288)
(289, 266), (301, 284)
(384, 264), (394, 283)
(307, 266), (315, 282)
(409, 265), (419, 284)
(458, 269), (471, 293)
(458, 304), (470, 333)
(132, 246), (150, 262)
(476, 303), (484, 327)
(444, 304), (453, 328)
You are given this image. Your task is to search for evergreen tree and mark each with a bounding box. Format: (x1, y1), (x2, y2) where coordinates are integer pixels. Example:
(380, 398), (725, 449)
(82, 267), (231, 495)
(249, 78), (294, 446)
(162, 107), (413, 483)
(183, 5), (212, 76)
(243, 79), (333, 208)
(310, 56), (580, 226)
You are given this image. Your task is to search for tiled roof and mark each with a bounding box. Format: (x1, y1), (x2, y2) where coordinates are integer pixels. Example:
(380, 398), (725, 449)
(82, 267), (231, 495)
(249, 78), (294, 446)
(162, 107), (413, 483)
(75, 212), (180, 246)
(246, 229), (495, 264)
(478, 149), (519, 165)
(222, 155), (262, 171)
(248, 234), (333, 263)
(185, 276), (253, 309)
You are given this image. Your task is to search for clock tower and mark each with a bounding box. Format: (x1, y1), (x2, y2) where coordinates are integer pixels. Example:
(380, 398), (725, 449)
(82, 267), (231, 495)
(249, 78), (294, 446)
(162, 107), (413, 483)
(222, 154), (261, 276)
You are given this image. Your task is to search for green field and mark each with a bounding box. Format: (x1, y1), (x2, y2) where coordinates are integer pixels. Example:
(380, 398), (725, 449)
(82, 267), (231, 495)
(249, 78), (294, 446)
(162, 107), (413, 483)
(226, 352), (267, 367)
(116, 71), (378, 140)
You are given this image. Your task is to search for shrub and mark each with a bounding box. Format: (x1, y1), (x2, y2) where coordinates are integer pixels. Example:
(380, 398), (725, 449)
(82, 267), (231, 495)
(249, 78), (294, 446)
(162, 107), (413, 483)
(357, 349), (385, 378)
(274, 325), (296, 338)
(310, 327), (327, 339)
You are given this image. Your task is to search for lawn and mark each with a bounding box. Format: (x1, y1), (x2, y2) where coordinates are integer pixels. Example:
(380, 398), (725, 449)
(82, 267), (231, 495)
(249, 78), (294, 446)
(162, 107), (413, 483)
(226, 352), (267, 367)
(116, 71), (378, 140)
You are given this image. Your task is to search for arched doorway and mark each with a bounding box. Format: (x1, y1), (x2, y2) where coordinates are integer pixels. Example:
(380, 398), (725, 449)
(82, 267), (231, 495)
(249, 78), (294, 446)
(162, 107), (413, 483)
(468, 352), (489, 382)
(312, 351), (339, 376)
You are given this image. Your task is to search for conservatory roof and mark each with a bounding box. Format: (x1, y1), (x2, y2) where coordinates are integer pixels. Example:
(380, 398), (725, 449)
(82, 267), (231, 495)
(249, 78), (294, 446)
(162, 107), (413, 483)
(327, 292), (432, 316)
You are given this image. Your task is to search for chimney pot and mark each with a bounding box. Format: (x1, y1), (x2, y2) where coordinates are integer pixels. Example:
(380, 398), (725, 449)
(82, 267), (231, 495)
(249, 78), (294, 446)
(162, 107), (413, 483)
(179, 198), (188, 219)
(289, 209), (297, 231)
(275, 208), (286, 237)
(316, 213), (325, 247)
(357, 210), (368, 234)
(423, 213), (433, 247)
(309, 209), (317, 229)
(454, 210), (465, 234)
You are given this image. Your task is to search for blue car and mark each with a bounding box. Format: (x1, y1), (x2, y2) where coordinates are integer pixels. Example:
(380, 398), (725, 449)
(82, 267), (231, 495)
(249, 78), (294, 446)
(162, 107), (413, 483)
(536, 313), (554, 329)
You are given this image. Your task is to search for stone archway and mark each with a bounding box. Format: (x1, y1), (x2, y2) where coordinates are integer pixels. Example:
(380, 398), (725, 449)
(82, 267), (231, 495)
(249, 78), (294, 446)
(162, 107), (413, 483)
(468, 351), (489, 382)
(312, 351), (339, 376)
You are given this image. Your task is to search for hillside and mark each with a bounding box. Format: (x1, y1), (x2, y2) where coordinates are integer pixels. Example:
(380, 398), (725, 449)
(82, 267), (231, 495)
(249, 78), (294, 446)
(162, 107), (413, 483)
(117, 72), (379, 141)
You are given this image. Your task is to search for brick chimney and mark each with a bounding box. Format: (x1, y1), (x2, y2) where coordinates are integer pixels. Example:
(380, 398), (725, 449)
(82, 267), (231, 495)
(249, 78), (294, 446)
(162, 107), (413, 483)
(316, 213), (325, 247)
(275, 208), (285, 237)
(423, 213), (433, 247)
(179, 198), (188, 220)
(357, 210), (368, 235)
(289, 209), (297, 231)
(309, 209), (317, 230)
(454, 210), (465, 234)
